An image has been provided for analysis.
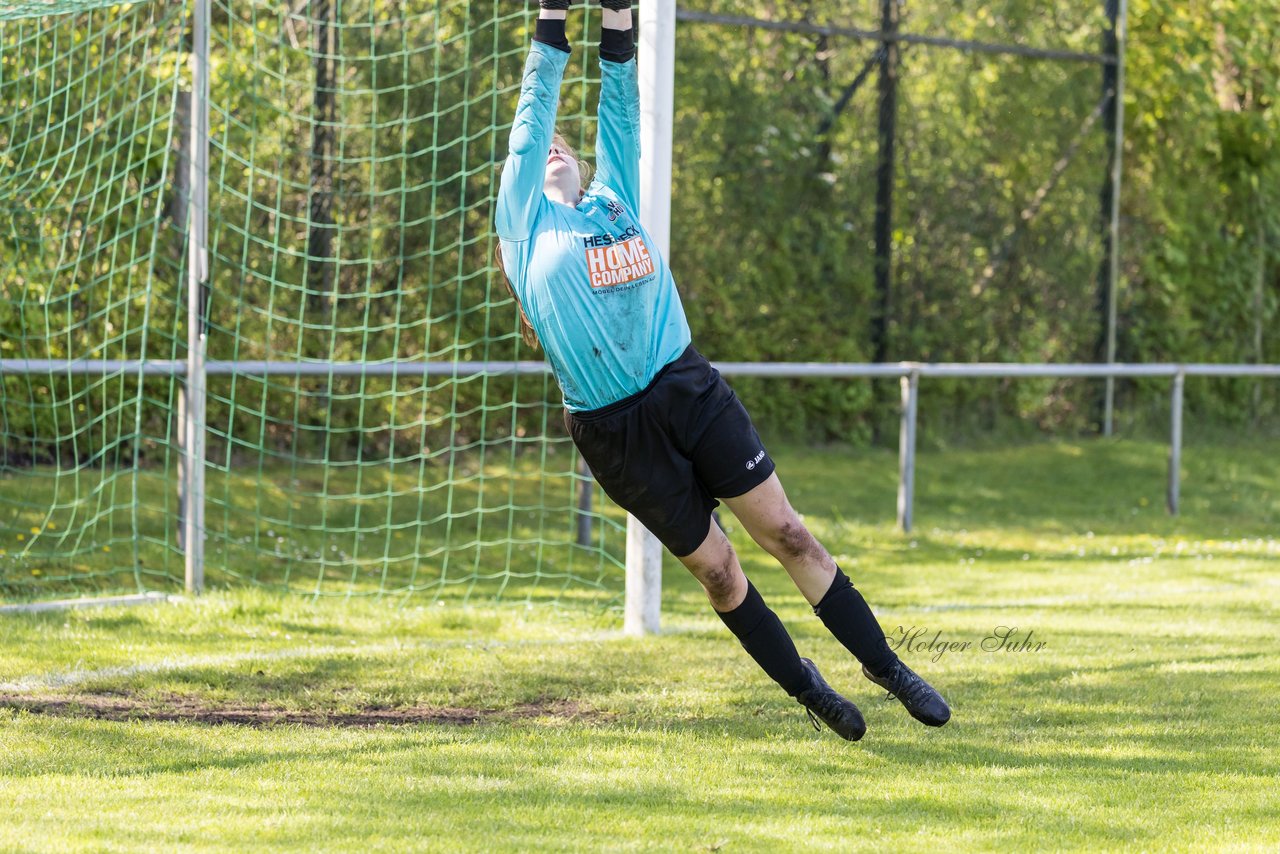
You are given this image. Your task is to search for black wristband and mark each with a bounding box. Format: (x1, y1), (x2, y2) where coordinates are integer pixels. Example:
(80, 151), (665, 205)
(599, 26), (635, 63)
(600, 0), (632, 9)
(539, 1), (570, 10)
(533, 18), (571, 54)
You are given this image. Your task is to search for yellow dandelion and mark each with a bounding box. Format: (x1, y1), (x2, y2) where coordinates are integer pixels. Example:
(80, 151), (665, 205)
(16, 534), (24, 541)
(31, 569), (42, 577)
(102, 545), (111, 553)
(47, 522), (56, 530)
(30, 526), (40, 534)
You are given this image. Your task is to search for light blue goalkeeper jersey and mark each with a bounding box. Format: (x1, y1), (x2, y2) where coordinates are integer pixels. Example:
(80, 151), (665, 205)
(496, 41), (692, 413)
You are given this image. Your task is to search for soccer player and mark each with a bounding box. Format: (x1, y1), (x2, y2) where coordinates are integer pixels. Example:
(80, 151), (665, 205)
(494, 1), (950, 740)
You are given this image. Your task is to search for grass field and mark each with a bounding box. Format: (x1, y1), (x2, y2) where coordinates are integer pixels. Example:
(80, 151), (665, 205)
(2, 439), (1278, 851)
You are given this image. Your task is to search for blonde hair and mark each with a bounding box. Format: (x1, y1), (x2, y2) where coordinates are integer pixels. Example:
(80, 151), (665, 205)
(493, 131), (593, 351)
(493, 243), (539, 350)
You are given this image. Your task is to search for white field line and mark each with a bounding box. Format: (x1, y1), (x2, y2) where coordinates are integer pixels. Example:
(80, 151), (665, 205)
(0, 592), (180, 615)
(900, 577), (1280, 612)
(0, 632), (622, 693)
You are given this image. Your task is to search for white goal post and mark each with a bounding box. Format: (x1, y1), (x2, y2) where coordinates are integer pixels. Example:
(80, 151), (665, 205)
(628, 0), (678, 636)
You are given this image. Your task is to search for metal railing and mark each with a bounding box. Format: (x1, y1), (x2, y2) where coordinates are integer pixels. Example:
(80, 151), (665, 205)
(717, 361), (1280, 527)
(5, 358), (1277, 532)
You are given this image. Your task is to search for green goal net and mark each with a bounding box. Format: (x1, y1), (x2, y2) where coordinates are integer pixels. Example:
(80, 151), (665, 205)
(0, 0), (626, 606)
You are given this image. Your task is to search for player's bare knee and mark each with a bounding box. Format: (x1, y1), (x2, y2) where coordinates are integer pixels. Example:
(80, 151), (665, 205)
(769, 519), (815, 562)
(699, 561), (736, 600)
(697, 556), (741, 606)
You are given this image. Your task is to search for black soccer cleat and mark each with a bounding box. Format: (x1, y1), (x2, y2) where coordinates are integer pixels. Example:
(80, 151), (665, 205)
(862, 660), (951, 727)
(795, 658), (867, 741)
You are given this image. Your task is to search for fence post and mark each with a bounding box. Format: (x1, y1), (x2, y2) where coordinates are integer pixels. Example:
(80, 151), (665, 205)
(897, 369), (919, 532)
(183, 0), (210, 595)
(1100, 0), (1128, 436)
(1167, 369), (1184, 515)
(872, 0), (899, 369)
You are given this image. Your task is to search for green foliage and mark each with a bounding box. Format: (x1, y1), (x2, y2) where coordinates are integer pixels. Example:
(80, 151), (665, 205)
(668, 1), (1278, 439)
(1, 0), (1278, 455)
(1121, 0), (1279, 423)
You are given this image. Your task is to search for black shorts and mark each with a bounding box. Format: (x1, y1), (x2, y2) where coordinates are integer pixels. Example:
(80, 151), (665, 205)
(565, 344), (775, 557)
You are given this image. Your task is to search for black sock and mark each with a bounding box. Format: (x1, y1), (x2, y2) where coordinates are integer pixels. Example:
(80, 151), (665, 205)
(715, 581), (811, 697)
(813, 567), (899, 677)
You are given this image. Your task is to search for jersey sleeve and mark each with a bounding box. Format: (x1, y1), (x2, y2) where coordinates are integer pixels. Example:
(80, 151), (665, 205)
(594, 57), (641, 213)
(496, 42), (570, 242)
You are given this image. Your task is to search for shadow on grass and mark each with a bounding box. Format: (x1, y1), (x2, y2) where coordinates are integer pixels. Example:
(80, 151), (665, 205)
(5, 638), (1276, 776)
(0, 705), (1247, 848)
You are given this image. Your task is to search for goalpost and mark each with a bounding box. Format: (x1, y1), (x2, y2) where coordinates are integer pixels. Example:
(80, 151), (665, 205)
(628, 0), (676, 635)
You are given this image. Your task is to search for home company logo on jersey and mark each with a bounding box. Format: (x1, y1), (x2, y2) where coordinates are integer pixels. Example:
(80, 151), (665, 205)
(584, 234), (655, 288)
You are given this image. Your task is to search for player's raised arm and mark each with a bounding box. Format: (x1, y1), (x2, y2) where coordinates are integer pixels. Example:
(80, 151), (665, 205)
(495, 3), (574, 242)
(594, 2), (640, 212)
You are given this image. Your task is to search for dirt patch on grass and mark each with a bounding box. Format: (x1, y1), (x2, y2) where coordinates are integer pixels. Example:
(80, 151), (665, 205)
(0, 692), (601, 728)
